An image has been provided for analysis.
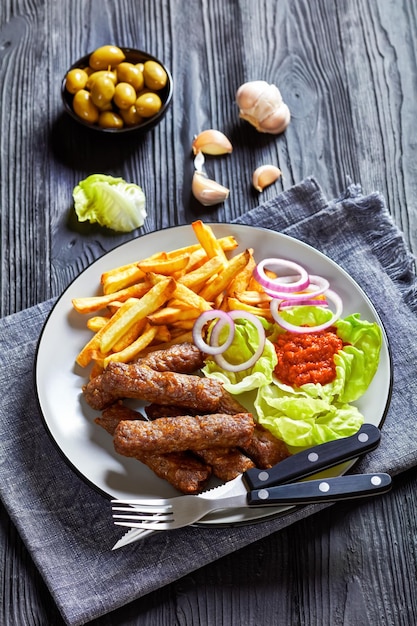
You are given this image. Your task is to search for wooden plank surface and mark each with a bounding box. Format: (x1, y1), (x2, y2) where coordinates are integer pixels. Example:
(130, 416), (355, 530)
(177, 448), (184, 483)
(1, 0), (416, 623)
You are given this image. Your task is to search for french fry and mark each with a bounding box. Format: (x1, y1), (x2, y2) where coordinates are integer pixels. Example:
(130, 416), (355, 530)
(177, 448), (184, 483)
(167, 298), (196, 310)
(169, 329), (194, 341)
(112, 318), (147, 352)
(89, 361), (104, 379)
(217, 235), (239, 252)
(99, 278), (176, 354)
(162, 243), (201, 258)
(192, 220), (228, 265)
(164, 236), (237, 258)
(103, 323), (159, 366)
(146, 272), (213, 311)
(101, 264), (146, 295)
(88, 349), (108, 364)
(226, 296), (273, 320)
(72, 282), (149, 314)
(106, 301), (126, 315)
(76, 297), (145, 366)
(152, 325), (171, 343)
(183, 240), (235, 273)
(234, 290), (272, 306)
(143, 330), (194, 352)
(137, 253), (190, 275)
(87, 316), (110, 332)
(199, 250), (251, 302)
(147, 306), (201, 325)
(177, 255), (224, 290)
(183, 247), (210, 272)
(170, 319), (197, 331)
(247, 274), (266, 292)
(215, 293), (227, 310)
(172, 282), (213, 311)
(76, 316), (116, 367)
(226, 250), (256, 295)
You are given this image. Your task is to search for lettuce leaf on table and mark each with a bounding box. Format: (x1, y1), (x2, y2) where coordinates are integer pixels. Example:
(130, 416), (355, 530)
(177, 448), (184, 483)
(73, 174), (147, 232)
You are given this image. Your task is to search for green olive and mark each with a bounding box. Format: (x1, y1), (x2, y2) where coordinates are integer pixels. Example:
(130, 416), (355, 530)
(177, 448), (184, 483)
(89, 45), (126, 70)
(72, 90), (99, 123)
(65, 68), (89, 94)
(143, 60), (167, 91)
(119, 104), (144, 126)
(90, 75), (116, 108)
(113, 82), (137, 109)
(116, 62), (144, 91)
(98, 111), (124, 129)
(135, 92), (162, 117)
(86, 70), (117, 90)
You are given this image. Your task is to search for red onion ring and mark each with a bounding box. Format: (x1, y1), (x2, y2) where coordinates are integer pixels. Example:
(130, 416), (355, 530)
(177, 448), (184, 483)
(279, 298), (329, 309)
(193, 310), (266, 372)
(270, 289), (343, 333)
(192, 310), (235, 355)
(213, 311), (266, 372)
(262, 274), (330, 300)
(253, 258), (310, 293)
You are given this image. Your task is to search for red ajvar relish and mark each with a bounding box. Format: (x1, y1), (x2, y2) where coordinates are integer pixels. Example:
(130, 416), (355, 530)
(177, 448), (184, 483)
(273, 327), (344, 387)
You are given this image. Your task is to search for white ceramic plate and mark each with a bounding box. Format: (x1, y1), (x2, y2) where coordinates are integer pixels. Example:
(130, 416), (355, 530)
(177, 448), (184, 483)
(35, 224), (392, 526)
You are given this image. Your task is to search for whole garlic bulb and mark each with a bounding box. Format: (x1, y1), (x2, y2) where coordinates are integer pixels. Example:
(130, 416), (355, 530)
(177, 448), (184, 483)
(236, 80), (290, 134)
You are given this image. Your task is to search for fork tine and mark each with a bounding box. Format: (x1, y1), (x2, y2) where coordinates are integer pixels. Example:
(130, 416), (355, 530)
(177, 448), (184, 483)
(114, 521), (173, 530)
(110, 491), (216, 531)
(113, 513), (173, 522)
(111, 498), (170, 506)
(112, 504), (171, 513)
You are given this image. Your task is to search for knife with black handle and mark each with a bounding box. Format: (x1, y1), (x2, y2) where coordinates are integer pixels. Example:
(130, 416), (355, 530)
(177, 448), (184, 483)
(243, 422), (380, 491)
(247, 472), (391, 505)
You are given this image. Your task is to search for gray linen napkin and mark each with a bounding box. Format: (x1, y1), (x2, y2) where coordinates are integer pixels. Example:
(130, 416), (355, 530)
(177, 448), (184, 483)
(0, 177), (416, 626)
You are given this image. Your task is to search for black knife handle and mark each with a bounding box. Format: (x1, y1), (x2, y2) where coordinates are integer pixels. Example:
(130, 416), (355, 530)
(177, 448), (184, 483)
(243, 423), (381, 491)
(247, 472), (392, 505)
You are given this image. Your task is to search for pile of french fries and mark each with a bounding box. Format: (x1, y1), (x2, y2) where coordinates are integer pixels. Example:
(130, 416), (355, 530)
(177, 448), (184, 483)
(73, 220), (274, 377)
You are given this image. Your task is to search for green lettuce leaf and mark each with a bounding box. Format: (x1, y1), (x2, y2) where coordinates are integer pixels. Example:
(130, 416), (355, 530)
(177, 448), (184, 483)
(254, 383), (364, 448)
(333, 313), (383, 403)
(73, 174), (147, 232)
(201, 318), (277, 394)
(202, 307), (382, 448)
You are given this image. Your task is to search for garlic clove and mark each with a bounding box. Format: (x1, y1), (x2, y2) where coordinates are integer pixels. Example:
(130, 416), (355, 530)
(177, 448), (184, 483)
(259, 103), (291, 134)
(252, 165), (282, 192)
(192, 171), (230, 206)
(236, 80), (270, 111)
(192, 129), (233, 156)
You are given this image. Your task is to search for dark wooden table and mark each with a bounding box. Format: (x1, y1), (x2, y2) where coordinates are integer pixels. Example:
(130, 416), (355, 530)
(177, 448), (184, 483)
(1, 1), (417, 624)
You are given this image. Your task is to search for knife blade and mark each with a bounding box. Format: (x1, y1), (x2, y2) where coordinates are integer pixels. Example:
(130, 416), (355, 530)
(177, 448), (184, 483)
(112, 423), (381, 548)
(112, 527), (154, 550)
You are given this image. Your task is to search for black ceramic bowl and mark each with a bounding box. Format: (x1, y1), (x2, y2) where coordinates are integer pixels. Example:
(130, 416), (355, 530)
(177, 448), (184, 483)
(61, 47), (173, 134)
